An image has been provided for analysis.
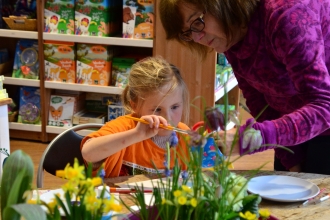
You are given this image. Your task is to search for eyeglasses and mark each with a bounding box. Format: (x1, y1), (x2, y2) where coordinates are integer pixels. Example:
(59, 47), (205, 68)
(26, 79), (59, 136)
(179, 11), (206, 42)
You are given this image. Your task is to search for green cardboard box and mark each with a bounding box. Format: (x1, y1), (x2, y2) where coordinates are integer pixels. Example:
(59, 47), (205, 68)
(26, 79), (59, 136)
(44, 0), (75, 34)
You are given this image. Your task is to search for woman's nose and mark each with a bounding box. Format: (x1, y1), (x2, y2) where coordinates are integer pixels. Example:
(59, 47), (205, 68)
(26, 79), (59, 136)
(192, 31), (204, 43)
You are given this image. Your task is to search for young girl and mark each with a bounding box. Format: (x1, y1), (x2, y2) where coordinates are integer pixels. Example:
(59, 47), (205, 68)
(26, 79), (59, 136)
(80, 56), (190, 178)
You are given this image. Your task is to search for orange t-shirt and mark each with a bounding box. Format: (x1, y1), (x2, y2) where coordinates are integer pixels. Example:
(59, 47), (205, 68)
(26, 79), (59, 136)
(80, 115), (190, 178)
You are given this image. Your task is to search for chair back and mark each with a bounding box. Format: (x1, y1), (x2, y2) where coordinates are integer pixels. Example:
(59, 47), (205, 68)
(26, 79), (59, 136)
(37, 123), (103, 188)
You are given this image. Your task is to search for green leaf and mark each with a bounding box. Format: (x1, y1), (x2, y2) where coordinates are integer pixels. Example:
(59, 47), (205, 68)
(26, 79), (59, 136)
(241, 194), (262, 215)
(86, 162), (93, 178)
(1, 150), (34, 217)
(4, 204), (47, 220)
(54, 194), (71, 219)
(6, 169), (26, 207)
(2, 206), (20, 220)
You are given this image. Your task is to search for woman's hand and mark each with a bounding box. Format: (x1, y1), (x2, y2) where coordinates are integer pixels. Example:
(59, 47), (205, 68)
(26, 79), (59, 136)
(215, 128), (240, 156)
(134, 115), (168, 139)
(289, 164), (302, 172)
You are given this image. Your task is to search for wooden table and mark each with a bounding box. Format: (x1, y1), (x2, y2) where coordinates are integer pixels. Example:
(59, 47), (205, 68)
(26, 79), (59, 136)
(104, 170), (330, 220)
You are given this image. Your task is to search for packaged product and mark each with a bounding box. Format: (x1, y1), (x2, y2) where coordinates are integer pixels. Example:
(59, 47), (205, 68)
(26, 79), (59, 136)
(44, 41), (76, 83)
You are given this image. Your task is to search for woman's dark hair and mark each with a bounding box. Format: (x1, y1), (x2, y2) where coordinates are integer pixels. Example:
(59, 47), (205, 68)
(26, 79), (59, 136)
(159, 0), (259, 58)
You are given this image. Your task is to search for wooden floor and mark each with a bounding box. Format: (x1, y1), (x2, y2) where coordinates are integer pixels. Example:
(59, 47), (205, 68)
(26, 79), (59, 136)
(9, 108), (275, 189)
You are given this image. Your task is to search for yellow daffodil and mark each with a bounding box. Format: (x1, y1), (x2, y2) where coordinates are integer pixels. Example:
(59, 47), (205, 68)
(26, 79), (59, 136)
(177, 196), (187, 205)
(27, 199), (37, 204)
(181, 185), (192, 194)
(47, 198), (58, 212)
(91, 177), (102, 186)
(239, 211), (257, 220)
(173, 190), (182, 197)
(56, 169), (65, 178)
(103, 196), (122, 213)
(62, 181), (78, 195)
(111, 203), (122, 212)
(259, 209), (270, 218)
(161, 198), (174, 206)
(190, 198), (197, 207)
(68, 159), (85, 180)
(56, 159), (85, 181)
(85, 194), (101, 212)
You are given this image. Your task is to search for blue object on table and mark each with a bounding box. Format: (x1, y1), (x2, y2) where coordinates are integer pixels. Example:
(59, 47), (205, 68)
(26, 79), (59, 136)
(191, 137), (224, 168)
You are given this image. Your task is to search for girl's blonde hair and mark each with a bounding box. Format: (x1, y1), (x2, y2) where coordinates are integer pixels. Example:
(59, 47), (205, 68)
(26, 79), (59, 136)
(122, 56), (190, 124)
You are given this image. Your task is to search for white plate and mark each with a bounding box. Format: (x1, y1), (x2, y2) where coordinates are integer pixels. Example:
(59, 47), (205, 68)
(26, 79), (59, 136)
(247, 175), (320, 202)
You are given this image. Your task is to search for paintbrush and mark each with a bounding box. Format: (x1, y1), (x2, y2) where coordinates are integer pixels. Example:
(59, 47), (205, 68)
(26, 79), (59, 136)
(125, 115), (190, 135)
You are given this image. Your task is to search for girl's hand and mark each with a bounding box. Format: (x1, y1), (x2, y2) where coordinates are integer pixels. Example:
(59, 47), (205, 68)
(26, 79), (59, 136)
(134, 115), (168, 139)
(216, 128), (240, 156)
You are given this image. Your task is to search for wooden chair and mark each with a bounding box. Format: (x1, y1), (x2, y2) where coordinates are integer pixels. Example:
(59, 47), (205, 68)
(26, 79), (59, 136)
(36, 123), (103, 188)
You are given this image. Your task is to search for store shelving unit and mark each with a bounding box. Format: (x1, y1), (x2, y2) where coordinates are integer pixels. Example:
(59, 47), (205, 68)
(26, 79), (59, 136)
(4, 77), (40, 87)
(43, 33), (153, 48)
(214, 77), (238, 102)
(0, 29), (38, 39)
(44, 81), (123, 94)
(1, 0), (239, 141)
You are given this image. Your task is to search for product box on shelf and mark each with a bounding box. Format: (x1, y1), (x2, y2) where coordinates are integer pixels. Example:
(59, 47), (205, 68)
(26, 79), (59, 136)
(76, 43), (113, 86)
(44, 41), (76, 83)
(111, 57), (135, 88)
(18, 86), (41, 124)
(48, 93), (85, 127)
(73, 110), (107, 125)
(75, 0), (121, 37)
(85, 93), (121, 113)
(44, 0), (75, 34)
(108, 104), (124, 121)
(12, 39), (39, 80)
(122, 0), (154, 39)
(0, 75), (8, 99)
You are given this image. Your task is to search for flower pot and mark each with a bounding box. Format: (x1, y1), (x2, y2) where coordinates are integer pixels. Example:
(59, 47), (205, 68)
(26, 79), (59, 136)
(126, 206), (160, 220)
(126, 206), (278, 220)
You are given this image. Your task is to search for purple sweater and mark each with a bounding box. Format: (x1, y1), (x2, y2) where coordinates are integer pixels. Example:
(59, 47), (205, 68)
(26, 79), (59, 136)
(224, 0), (330, 169)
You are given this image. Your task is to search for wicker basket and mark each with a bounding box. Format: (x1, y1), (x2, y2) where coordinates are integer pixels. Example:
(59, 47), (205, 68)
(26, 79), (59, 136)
(8, 111), (18, 122)
(3, 16), (37, 31)
(0, 60), (12, 74)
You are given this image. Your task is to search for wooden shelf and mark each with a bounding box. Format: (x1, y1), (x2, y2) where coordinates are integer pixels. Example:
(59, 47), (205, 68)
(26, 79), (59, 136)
(3, 0), (239, 141)
(214, 77), (238, 102)
(4, 77), (40, 87)
(44, 81), (123, 94)
(0, 29), (38, 39)
(43, 33), (153, 48)
(9, 122), (42, 132)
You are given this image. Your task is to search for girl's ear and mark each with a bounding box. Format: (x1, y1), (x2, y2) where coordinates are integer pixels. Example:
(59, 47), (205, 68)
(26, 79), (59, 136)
(130, 100), (137, 112)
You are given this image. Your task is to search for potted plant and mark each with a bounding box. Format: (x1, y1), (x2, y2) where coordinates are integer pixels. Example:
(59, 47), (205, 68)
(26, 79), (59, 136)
(0, 150), (122, 220)
(120, 107), (282, 220)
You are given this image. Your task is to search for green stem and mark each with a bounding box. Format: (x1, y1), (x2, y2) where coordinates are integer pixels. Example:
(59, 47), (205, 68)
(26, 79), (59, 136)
(166, 143), (170, 170)
(174, 206), (179, 220)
